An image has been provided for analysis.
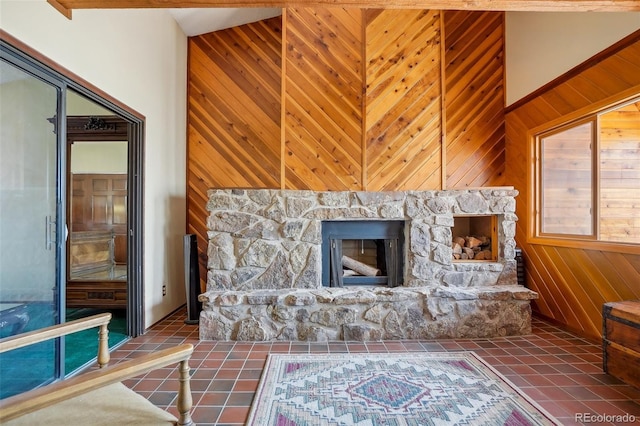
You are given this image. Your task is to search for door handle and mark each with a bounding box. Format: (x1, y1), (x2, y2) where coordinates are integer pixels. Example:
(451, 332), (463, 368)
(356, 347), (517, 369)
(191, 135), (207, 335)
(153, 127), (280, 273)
(45, 215), (56, 250)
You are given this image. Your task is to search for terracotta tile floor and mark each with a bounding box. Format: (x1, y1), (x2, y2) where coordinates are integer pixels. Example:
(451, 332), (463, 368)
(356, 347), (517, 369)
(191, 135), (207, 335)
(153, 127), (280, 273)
(111, 310), (640, 426)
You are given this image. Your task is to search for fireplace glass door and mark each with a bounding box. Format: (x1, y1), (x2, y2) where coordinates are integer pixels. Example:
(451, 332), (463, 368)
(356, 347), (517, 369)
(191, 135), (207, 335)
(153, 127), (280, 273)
(322, 220), (404, 287)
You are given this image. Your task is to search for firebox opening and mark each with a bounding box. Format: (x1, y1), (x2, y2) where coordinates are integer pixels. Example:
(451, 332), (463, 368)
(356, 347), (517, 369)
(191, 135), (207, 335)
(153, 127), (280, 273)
(321, 220), (405, 287)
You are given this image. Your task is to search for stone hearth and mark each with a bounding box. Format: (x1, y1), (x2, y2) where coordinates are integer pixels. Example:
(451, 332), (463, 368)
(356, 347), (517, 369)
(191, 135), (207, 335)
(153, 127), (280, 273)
(199, 188), (537, 341)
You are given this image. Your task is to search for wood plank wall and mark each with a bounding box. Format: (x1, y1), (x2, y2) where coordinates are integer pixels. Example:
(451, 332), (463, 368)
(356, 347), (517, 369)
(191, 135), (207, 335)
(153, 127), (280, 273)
(444, 11), (505, 188)
(187, 9), (505, 290)
(187, 17), (283, 281)
(365, 9), (442, 190)
(505, 33), (640, 340)
(284, 8), (364, 190)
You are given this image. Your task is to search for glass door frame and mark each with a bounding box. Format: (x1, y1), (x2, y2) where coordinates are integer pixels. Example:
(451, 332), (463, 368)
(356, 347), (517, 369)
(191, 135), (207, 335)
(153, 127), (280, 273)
(1, 41), (68, 382)
(1, 34), (145, 342)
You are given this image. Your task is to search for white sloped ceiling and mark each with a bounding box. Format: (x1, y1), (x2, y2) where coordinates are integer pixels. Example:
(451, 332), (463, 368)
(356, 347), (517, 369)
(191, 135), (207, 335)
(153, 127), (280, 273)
(170, 8), (282, 36)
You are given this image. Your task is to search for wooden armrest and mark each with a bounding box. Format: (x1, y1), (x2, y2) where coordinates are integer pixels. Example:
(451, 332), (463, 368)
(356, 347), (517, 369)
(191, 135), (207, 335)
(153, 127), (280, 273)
(0, 343), (194, 425)
(0, 312), (112, 353)
(0, 312), (112, 368)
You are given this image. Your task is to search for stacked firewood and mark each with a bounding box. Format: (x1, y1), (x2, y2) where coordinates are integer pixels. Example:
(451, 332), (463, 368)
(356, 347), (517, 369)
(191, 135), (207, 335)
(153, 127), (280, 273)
(452, 235), (492, 260)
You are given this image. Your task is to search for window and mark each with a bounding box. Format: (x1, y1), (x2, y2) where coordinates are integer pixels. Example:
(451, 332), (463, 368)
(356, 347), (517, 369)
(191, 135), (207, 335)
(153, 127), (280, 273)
(535, 97), (640, 245)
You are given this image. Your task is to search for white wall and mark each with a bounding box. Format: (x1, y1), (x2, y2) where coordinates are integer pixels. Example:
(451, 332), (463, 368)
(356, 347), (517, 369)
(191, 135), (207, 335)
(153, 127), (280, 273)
(505, 12), (640, 105)
(71, 142), (128, 174)
(1, 1), (188, 328)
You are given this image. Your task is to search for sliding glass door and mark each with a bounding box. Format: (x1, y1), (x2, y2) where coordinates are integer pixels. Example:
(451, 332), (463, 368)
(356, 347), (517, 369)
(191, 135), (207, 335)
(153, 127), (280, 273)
(0, 54), (65, 398)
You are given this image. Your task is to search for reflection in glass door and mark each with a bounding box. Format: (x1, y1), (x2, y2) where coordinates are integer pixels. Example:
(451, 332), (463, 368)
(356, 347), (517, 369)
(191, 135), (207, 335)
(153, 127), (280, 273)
(0, 57), (63, 398)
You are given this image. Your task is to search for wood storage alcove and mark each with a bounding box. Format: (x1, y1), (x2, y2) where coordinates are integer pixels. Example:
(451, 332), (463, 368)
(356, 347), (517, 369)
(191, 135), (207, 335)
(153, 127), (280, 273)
(452, 215), (499, 262)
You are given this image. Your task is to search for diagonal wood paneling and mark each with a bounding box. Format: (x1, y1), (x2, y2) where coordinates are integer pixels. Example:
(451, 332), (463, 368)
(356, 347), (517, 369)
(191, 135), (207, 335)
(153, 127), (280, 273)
(506, 33), (640, 340)
(445, 11), (505, 189)
(365, 9), (442, 191)
(187, 17), (282, 289)
(284, 8), (363, 190)
(186, 9), (510, 289)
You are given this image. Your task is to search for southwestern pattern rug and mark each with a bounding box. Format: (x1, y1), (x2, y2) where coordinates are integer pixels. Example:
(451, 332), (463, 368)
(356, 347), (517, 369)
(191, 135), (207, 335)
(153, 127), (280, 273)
(246, 352), (560, 426)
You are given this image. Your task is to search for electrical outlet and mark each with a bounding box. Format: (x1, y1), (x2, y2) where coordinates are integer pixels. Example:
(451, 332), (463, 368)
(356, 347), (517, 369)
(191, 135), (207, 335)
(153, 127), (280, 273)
(162, 284), (167, 296)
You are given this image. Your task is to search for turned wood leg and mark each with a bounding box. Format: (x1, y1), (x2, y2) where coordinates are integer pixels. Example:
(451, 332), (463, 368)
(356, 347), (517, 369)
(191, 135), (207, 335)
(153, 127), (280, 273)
(97, 323), (110, 368)
(177, 359), (194, 425)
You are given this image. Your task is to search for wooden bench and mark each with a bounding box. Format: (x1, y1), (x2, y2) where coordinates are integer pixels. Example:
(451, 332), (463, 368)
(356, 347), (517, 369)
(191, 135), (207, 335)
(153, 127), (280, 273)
(603, 300), (640, 389)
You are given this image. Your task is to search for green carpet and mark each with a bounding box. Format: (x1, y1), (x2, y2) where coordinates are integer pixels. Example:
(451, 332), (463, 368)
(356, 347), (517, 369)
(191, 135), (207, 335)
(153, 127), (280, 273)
(0, 304), (128, 399)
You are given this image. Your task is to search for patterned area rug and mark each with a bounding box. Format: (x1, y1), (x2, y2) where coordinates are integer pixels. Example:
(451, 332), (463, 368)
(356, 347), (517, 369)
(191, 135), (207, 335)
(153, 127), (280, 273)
(247, 352), (560, 426)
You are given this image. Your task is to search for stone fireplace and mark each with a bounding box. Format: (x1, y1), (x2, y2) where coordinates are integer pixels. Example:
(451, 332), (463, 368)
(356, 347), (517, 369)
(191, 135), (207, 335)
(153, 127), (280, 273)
(199, 188), (537, 341)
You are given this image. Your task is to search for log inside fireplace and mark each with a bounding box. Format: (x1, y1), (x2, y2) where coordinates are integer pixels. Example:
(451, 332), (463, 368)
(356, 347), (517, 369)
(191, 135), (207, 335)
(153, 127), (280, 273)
(321, 220), (405, 287)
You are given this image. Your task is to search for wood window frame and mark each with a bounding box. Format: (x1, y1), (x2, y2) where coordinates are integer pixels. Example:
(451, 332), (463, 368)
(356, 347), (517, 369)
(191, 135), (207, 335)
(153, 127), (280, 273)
(536, 116), (598, 240)
(527, 90), (640, 256)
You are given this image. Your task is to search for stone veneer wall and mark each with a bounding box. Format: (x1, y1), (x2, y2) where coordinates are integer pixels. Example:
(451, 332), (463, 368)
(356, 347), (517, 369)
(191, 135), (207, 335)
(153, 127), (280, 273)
(199, 188), (537, 341)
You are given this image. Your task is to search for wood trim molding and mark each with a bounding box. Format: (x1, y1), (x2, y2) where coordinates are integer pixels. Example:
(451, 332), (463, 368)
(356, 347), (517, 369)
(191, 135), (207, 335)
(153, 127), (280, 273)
(439, 10), (446, 190)
(361, 9), (367, 191)
(52, 0), (640, 12)
(280, 8), (287, 190)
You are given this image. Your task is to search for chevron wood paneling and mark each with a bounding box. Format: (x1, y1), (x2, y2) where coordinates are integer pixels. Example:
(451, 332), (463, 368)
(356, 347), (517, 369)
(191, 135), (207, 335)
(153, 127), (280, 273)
(365, 9), (442, 191)
(283, 8), (364, 190)
(445, 11), (505, 188)
(187, 17), (282, 288)
(186, 9), (508, 290)
(505, 33), (640, 340)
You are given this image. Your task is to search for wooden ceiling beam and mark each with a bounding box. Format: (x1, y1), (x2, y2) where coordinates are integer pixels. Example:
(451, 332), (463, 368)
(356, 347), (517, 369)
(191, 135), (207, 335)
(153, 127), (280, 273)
(51, 0), (640, 12)
(47, 0), (72, 19)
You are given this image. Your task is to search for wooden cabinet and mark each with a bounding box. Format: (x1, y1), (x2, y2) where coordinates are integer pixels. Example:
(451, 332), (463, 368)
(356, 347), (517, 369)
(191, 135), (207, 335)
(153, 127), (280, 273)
(603, 301), (640, 389)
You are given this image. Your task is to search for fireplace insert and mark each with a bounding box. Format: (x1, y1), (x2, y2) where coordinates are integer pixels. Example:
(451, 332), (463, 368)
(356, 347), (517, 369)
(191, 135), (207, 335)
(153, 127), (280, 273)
(321, 220), (405, 287)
